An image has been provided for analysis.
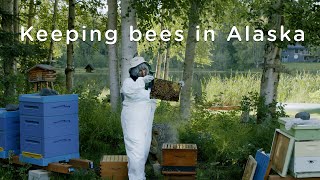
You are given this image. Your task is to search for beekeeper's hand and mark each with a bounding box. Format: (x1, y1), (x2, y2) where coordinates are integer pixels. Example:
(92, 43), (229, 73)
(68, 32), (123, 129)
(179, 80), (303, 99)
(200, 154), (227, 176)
(143, 75), (154, 83)
(178, 81), (185, 88)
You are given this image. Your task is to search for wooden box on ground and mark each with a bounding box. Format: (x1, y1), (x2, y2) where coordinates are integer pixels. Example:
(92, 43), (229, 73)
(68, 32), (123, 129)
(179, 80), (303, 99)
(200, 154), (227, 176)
(162, 143), (197, 176)
(150, 79), (181, 102)
(100, 155), (128, 180)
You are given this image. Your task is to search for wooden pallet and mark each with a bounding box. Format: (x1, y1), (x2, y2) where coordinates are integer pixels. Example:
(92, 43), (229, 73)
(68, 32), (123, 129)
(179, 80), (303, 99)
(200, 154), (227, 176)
(7, 156), (93, 174)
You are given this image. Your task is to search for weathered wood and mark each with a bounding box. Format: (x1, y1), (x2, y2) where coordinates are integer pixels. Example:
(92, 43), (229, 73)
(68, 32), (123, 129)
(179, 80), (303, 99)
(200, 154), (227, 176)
(46, 163), (74, 174)
(69, 158), (93, 169)
(242, 155), (257, 180)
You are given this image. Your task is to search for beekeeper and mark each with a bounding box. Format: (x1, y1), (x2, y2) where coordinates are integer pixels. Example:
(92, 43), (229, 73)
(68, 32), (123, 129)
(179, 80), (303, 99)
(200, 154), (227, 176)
(120, 56), (156, 180)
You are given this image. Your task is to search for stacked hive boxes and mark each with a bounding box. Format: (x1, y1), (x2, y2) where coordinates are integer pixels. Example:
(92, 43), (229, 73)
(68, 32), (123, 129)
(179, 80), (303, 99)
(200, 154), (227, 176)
(278, 117), (320, 178)
(19, 94), (79, 166)
(0, 109), (20, 158)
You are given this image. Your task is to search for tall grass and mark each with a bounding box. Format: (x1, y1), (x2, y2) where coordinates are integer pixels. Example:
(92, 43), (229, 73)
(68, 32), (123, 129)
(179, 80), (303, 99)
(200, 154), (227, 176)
(204, 71), (320, 105)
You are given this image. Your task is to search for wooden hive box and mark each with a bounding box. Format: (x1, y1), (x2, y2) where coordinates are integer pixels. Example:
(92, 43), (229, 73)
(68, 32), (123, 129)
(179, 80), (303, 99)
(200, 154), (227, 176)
(162, 143), (197, 175)
(150, 79), (181, 101)
(100, 155), (128, 180)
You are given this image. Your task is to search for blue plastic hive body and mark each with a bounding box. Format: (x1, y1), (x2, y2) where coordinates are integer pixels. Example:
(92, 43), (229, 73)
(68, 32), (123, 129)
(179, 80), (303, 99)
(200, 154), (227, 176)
(19, 94), (79, 166)
(19, 94), (78, 116)
(21, 134), (79, 158)
(0, 109), (20, 158)
(20, 114), (79, 138)
(253, 150), (270, 180)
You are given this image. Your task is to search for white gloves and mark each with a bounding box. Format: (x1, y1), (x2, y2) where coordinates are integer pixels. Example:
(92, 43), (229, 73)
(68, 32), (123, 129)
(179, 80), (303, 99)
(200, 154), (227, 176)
(142, 75), (154, 83)
(178, 81), (185, 87)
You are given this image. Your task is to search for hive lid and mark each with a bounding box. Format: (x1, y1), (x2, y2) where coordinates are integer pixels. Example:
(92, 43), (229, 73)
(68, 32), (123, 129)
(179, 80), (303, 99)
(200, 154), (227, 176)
(278, 117), (320, 130)
(0, 108), (19, 118)
(101, 155), (128, 162)
(19, 94), (78, 103)
(162, 143), (197, 150)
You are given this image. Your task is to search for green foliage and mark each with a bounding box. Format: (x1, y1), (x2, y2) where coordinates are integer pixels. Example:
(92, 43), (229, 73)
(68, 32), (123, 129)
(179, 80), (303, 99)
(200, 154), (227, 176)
(73, 85), (125, 163)
(241, 91), (288, 122)
(179, 106), (278, 179)
(0, 153), (32, 180)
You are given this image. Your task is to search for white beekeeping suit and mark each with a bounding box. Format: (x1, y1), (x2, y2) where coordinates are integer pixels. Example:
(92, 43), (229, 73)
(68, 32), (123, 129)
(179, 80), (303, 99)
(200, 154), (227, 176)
(120, 57), (156, 180)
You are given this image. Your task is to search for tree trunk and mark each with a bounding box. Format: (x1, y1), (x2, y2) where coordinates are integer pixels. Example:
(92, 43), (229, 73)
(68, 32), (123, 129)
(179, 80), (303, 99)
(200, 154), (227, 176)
(108, 0), (120, 112)
(1, 0), (15, 104)
(257, 0), (283, 123)
(164, 41), (171, 80)
(180, 1), (199, 120)
(121, 0), (138, 84)
(48, 0), (59, 64)
(155, 51), (162, 78)
(66, 0), (75, 92)
(13, 0), (19, 75)
(26, 0), (34, 45)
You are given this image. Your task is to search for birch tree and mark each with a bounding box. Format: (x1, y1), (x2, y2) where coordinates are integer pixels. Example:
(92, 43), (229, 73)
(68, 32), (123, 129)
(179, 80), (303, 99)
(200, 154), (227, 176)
(258, 0), (283, 122)
(121, 0), (138, 83)
(107, 0), (120, 111)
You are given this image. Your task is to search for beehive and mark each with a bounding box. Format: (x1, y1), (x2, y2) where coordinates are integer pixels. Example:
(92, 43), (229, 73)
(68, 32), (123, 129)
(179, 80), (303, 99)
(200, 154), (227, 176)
(0, 108), (20, 158)
(150, 79), (181, 101)
(100, 155), (128, 180)
(19, 94), (79, 166)
(162, 143), (197, 177)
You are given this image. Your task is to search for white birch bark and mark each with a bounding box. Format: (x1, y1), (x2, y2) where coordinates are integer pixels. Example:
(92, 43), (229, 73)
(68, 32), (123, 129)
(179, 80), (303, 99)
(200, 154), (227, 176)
(121, 0), (137, 84)
(258, 0), (283, 122)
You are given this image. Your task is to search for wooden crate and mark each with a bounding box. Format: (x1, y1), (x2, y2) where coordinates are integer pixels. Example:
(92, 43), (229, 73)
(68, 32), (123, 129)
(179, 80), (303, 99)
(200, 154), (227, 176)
(162, 143), (197, 167)
(100, 155), (128, 180)
(162, 143), (197, 176)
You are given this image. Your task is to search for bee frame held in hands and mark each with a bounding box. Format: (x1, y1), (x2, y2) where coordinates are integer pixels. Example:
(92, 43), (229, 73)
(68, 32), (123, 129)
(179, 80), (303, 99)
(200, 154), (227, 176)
(150, 78), (181, 102)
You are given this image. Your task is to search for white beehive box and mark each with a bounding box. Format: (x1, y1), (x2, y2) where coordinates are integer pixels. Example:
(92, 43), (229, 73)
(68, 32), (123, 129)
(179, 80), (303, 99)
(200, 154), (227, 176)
(289, 141), (320, 178)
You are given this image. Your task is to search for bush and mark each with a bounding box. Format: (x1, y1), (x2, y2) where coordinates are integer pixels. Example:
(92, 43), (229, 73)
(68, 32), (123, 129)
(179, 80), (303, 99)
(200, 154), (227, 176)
(73, 85), (125, 163)
(179, 106), (278, 179)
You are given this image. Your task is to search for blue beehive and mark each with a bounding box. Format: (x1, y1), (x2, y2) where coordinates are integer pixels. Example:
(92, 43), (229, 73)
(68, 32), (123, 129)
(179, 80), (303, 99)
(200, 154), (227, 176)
(19, 94), (79, 166)
(0, 108), (20, 158)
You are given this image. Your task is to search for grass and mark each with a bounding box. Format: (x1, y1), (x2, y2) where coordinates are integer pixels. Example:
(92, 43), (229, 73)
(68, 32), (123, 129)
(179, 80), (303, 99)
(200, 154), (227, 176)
(204, 71), (320, 105)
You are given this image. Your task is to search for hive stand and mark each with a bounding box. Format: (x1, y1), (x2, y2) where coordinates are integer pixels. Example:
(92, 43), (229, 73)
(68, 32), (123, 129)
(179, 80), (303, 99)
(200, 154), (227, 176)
(8, 156), (93, 174)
